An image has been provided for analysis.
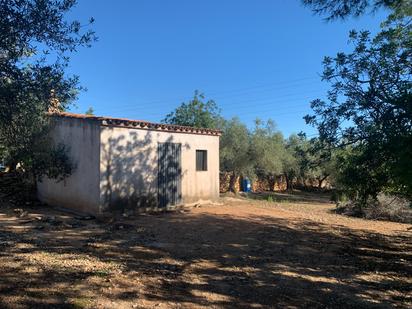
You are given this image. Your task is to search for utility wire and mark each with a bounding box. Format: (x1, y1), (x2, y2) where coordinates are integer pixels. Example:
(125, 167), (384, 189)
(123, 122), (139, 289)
(94, 76), (322, 112)
(97, 89), (325, 115)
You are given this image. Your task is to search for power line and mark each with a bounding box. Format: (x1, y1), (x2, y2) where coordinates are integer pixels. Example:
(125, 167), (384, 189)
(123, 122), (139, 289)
(97, 89), (325, 115)
(209, 77), (320, 98)
(111, 105), (312, 120)
(93, 76), (323, 112)
(95, 94), (319, 120)
(231, 108), (310, 118)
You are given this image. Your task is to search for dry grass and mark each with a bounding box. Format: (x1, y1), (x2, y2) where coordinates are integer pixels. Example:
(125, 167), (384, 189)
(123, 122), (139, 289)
(0, 193), (411, 308)
(336, 194), (412, 224)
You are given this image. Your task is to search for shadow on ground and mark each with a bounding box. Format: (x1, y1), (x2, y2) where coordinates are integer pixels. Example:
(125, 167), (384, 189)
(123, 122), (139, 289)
(0, 204), (411, 308)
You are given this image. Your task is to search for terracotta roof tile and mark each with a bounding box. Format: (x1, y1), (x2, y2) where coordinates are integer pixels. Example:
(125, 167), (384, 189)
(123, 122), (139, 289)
(51, 112), (221, 136)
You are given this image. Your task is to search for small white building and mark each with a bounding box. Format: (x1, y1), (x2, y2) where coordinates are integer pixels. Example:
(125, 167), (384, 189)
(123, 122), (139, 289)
(37, 112), (220, 215)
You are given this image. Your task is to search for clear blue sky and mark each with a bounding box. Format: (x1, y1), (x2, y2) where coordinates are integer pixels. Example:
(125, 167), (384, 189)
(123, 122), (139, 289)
(67, 0), (387, 137)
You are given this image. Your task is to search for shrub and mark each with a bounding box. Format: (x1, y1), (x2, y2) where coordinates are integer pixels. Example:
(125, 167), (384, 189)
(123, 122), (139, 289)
(336, 193), (412, 224)
(330, 190), (348, 203)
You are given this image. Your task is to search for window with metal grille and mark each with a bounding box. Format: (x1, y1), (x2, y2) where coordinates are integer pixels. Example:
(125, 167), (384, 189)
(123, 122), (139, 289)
(196, 150), (207, 171)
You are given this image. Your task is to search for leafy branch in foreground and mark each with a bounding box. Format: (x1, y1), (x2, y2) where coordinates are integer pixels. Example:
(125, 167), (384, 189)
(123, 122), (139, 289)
(301, 0), (407, 20)
(305, 10), (412, 203)
(0, 0), (96, 181)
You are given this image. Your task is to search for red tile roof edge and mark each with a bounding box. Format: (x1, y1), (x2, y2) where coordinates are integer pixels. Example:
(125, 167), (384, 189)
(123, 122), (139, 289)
(50, 112), (222, 136)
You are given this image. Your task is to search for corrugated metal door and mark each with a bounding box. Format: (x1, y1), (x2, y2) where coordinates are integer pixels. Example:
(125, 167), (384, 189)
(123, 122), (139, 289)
(158, 142), (182, 208)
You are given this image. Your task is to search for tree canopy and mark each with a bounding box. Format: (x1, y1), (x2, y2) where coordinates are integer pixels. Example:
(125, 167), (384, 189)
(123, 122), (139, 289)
(305, 4), (412, 202)
(219, 117), (254, 191)
(301, 0), (407, 20)
(0, 0), (95, 180)
(164, 93), (338, 192)
(85, 107), (95, 116)
(163, 91), (221, 129)
(250, 119), (284, 177)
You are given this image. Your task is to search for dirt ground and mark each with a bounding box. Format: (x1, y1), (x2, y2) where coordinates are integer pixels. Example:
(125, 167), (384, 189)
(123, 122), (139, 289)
(0, 192), (411, 308)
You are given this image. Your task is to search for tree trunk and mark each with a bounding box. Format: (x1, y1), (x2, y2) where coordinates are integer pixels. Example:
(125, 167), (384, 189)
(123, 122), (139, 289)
(268, 175), (276, 191)
(285, 174), (293, 191)
(229, 172), (238, 193)
(7, 159), (18, 172)
(300, 176), (307, 189)
(318, 175), (329, 189)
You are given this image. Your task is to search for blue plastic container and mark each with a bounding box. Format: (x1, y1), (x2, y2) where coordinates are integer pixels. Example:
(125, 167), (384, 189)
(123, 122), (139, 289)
(242, 178), (251, 192)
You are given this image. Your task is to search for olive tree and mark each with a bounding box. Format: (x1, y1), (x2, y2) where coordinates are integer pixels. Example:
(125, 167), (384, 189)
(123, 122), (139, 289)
(249, 119), (285, 189)
(0, 0), (95, 181)
(163, 90), (221, 128)
(305, 8), (412, 203)
(220, 117), (254, 192)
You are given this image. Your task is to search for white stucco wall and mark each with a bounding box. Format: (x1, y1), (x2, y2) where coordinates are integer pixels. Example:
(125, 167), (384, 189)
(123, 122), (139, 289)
(99, 125), (220, 211)
(37, 117), (101, 214)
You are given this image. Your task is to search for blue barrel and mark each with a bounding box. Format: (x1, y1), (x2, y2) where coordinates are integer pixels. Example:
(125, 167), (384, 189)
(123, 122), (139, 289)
(242, 178), (251, 192)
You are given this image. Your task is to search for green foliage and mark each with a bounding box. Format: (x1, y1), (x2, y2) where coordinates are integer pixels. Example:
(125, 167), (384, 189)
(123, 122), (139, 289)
(166, 97), (337, 193)
(305, 11), (412, 204)
(163, 90), (221, 128)
(278, 134), (337, 190)
(85, 107), (95, 115)
(305, 137), (337, 187)
(281, 134), (303, 190)
(250, 119), (284, 176)
(0, 0), (95, 180)
(219, 116), (337, 192)
(301, 0), (406, 20)
(32, 143), (74, 182)
(220, 117), (254, 191)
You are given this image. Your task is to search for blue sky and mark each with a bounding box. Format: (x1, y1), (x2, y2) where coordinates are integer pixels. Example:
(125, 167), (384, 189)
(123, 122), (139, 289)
(67, 0), (387, 137)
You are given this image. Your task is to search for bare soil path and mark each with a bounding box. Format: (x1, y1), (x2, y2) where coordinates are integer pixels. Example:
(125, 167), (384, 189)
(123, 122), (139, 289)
(0, 194), (411, 308)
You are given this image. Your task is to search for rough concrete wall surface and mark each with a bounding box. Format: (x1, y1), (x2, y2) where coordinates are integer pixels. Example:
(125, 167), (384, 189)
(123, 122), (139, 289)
(37, 118), (101, 214)
(99, 126), (220, 211)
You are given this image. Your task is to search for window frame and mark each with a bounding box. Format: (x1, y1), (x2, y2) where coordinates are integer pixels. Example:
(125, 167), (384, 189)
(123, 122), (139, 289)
(196, 149), (208, 171)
